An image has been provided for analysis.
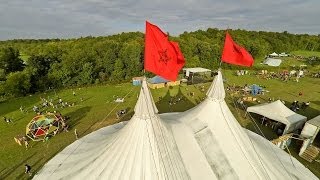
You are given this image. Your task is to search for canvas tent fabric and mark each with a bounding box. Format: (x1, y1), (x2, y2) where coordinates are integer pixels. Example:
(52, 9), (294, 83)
(34, 73), (317, 180)
(301, 115), (320, 143)
(279, 52), (289, 57)
(247, 100), (307, 134)
(263, 58), (282, 66)
(183, 67), (211, 77)
(306, 115), (320, 127)
(148, 75), (169, 84)
(269, 52), (279, 57)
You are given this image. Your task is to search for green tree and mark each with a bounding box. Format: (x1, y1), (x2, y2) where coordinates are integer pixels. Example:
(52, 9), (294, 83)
(119, 41), (143, 79)
(76, 62), (94, 85)
(4, 71), (31, 96)
(111, 58), (125, 81)
(0, 47), (25, 74)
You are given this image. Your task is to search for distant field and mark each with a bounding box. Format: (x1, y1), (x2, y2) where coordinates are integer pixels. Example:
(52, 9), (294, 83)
(254, 50), (320, 72)
(291, 50), (320, 57)
(254, 56), (307, 70)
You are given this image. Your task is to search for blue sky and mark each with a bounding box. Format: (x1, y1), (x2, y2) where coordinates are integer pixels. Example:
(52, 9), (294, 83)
(0, 0), (319, 40)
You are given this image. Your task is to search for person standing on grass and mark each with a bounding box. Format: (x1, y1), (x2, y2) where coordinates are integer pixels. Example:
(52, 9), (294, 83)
(24, 139), (29, 149)
(74, 129), (78, 139)
(25, 164), (32, 176)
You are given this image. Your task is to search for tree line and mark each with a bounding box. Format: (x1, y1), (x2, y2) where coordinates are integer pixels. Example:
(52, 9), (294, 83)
(0, 29), (319, 97)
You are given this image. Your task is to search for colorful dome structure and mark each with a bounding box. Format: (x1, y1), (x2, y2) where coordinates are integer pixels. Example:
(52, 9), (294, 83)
(26, 113), (63, 141)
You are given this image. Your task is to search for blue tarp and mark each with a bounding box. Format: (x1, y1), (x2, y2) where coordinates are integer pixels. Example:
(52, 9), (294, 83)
(132, 80), (141, 86)
(148, 76), (169, 84)
(250, 84), (263, 95)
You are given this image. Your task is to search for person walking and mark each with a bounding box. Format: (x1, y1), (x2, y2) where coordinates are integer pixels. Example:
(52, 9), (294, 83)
(74, 129), (78, 139)
(25, 164), (32, 176)
(24, 139), (29, 149)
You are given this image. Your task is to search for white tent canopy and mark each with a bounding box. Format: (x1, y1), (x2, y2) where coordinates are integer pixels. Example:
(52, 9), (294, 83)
(279, 52), (289, 57)
(34, 73), (317, 180)
(269, 52), (279, 57)
(247, 100), (307, 134)
(183, 67), (211, 77)
(301, 115), (320, 143)
(263, 58), (282, 66)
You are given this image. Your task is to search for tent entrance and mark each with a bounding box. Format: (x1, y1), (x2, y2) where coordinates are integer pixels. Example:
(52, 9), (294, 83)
(260, 116), (286, 136)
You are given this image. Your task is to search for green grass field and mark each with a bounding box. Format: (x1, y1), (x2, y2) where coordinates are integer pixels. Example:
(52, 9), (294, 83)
(1, 51), (320, 179)
(292, 50), (320, 57)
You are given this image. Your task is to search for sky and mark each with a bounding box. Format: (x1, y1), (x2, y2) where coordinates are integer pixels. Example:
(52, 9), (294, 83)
(0, 0), (319, 40)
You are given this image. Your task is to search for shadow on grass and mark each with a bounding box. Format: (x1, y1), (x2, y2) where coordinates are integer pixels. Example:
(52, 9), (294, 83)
(121, 107), (133, 122)
(156, 87), (195, 113)
(311, 101), (320, 106)
(16, 156), (43, 180)
(245, 122), (278, 140)
(0, 152), (36, 179)
(0, 96), (40, 117)
(65, 106), (92, 129)
(282, 100), (320, 119)
(26, 144), (67, 180)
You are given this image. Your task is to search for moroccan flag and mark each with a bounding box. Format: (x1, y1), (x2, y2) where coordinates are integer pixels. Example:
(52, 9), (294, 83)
(221, 32), (254, 67)
(144, 21), (185, 81)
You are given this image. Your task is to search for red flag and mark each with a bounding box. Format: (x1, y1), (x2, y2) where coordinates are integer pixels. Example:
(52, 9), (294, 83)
(221, 32), (254, 67)
(144, 21), (185, 81)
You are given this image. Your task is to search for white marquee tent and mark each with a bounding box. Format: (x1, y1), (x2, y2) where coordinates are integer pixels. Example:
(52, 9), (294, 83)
(247, 100), (307, 135)
(183, 67), (211, 77)
(301, 115), (320, 143)
(33, 73), (317, 180)
(263, 58), (282, 67)
(269, 52), (279, 57)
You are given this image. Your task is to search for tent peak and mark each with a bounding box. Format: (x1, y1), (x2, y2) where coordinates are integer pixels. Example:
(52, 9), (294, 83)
(206, 70), (225, 101)
(134, 80), (158, 118)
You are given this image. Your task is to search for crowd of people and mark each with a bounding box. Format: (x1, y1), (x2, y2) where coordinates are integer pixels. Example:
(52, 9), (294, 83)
(290, 100), (310, 112)
(3, 116), (13, 123)
(257, 70), (304, 82)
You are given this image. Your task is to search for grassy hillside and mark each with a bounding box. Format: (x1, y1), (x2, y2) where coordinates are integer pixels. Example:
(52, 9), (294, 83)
(291, 50), (320, 57)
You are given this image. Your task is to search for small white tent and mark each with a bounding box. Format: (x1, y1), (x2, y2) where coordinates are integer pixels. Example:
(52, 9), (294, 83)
(263, 58), (282, 67)
(301, 115), (320, 143)
(279, 52), (289, 57)
(269, 52), (279, 57)
(183, 67), (211, 77)
(247, 100), (307, 134)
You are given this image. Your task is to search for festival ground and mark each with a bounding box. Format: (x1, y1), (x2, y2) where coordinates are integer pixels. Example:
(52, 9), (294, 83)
(0, 67), (320, 179)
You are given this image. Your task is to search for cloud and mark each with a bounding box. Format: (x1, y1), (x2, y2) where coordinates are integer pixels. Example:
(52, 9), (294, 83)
(0, 0), (319, 40)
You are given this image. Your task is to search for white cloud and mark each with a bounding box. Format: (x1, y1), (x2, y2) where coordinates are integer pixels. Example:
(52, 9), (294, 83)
(0, 0), (319, 40)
